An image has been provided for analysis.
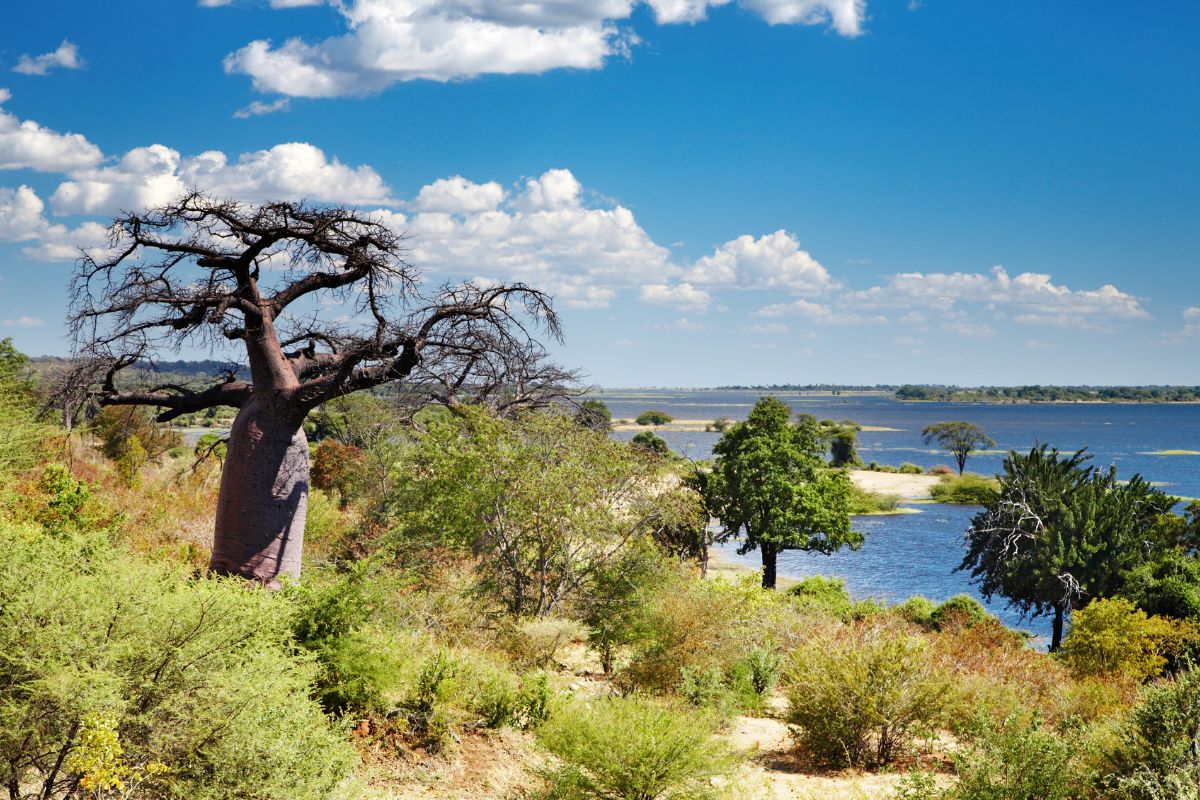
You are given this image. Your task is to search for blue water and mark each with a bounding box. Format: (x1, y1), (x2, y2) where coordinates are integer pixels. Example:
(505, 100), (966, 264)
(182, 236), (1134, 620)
(596, 390), (1200, 644)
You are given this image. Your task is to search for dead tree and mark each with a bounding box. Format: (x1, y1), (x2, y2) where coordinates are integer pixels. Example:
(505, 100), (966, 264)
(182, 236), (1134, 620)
(70, 194), (565, 586)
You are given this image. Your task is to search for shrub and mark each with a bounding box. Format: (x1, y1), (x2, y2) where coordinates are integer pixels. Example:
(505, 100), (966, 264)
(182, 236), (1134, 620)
(91, 405), (183, 461)
(630, 430), (670, 456)
(1060, 597), (1197, 682)
(1101, 667), (1200, 799)
(786, 624), (950, 767)
(894, 595), (936, 627)
(635, 410), (673, 426)
(951, 715), (1084, 800)
(710, 417), (732, 433)
(574, 400), (613, 433)
(929, 465), (955, 476)
(536, 696), (738, 800)
(0, 523), (355, 799)
(848, 484), (904, 514)
(899, 462), (924, 474)
(401, 651), (459, 751)
(930, 594), (991, 631)
(930, 473), (1000, 504)
(789, 575), (853, 619)
(503, 617), (587, 670)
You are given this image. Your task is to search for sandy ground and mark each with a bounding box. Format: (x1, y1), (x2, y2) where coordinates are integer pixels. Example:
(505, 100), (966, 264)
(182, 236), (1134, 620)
(725, 713), (920, 799)
(849, 470), (939, 499)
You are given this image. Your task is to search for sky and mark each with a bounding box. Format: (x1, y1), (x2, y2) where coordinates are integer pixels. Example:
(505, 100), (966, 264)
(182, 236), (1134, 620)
(0, 0), (1197, 387)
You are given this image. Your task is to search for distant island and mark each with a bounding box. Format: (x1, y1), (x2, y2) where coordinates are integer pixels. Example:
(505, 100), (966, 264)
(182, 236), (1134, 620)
(713, 383), (1200, 402)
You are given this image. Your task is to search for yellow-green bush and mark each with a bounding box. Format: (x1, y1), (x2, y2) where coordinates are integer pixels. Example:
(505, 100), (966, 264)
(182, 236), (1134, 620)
(1060, 597), (1197, 682)
(786, 622), (950, 767)
(0, 522), (355, 799)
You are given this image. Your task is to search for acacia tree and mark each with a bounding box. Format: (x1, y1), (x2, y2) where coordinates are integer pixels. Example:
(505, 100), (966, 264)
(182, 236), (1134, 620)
(69, 194), (564, 587)
(961, 445), (1179, 650)
(922, 421), (995, 475)
(706, 396), (857, 589)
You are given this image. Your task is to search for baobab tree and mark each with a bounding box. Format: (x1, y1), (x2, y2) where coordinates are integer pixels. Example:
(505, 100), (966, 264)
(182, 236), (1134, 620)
(70, 193), (565, 587)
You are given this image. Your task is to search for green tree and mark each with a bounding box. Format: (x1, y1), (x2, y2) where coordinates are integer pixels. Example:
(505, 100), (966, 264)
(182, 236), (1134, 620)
(961, 446), (1179, 650)
(821, 421), (861, 468)
(389, 409), (670, 616)
(636, 409), (673, 426)
(91, 406), (183, 462)
(922, 421), (995, 475)
(705, 397), (858, 589)
(630, 430), (670, 456)
(574, 399), (613, 432)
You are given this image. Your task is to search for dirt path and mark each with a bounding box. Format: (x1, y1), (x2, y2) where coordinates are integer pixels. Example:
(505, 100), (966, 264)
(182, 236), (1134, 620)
(725, 715), (911, 800)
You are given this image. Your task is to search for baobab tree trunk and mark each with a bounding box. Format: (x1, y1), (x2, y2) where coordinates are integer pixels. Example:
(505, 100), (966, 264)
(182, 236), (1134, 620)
(209, 398), (310, 588)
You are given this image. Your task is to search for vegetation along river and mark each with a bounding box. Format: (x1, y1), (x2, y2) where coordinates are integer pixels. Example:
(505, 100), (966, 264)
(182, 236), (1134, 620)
(595, 389), (1200, 642)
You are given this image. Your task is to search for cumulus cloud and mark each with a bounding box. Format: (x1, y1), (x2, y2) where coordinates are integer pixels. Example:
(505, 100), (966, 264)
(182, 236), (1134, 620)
(414, 175), (506, 213)
(0, 90), (103, 172)
(685, 230), (834, 294)
(755, 297), (887, 325)
(0, 185), (51, 242)
(639, 282), (712, 312)
(13, 41), (83, 76)
(219, 0), (864, 97)
(233, 98), (291, 118)
(50, 142), (393, 215)
(849, 265), (1149, 326)
(2, 315), (46, 328)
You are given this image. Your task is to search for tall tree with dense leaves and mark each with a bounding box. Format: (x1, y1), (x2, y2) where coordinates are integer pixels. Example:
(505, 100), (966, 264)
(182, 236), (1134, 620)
(961, 445), (1179, 650)
(706, 396), (857, 589)
(922, 421), (995, 475)
(69, 194), (564, 587)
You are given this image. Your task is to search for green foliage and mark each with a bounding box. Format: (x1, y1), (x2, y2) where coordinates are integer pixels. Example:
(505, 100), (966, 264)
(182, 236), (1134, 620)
(922, 421), (995, 475)
(536, 696), (738, 800)
(631, 429), (670, 456)
(962, 445), (1181, 649)
(574, 399), (613, 432)
(950, 715), (1083, 800)
(788, 575), (853, 619)
(705, 396), (858, 588)
(388, 408), (667, 616)
(930, 594), (991, 631)
(848, 484), (903, 514)
(786, 625), (949, 767)
(899, 462), (925, 474)
(635, 409), (673, 425)
(311, 438), (367, 507)
(114, 434), (148, 487)
(1101, 667), (1200, 799)
(893, 595), (936, 626)
(0, 523), (355, 799)
(34, 463), (120, 537)
(823, 424), (861, 468)
(578, 541), (676, 674)
(709, 416), (731, 433)
(477, 670), (557, 730)
(92, 405), (183, 462)
(1124, 550), (1200, 623)
(502, 617), (587, 670)
(402, 651), (459, 751)
(930, 473), (1000, 505)
(1059, 597), (1196, 682)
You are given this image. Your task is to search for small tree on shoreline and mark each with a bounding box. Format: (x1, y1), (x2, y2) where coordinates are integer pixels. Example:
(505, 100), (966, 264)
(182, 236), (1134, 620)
(923, 421), (995, 475)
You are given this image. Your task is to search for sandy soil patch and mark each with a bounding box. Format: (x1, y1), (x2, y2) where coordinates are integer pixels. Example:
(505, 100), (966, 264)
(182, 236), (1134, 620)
(849, 470), (939, 499)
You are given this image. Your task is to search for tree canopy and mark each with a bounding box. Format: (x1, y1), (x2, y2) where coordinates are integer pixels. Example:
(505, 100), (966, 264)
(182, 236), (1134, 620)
(922, 421), (995, 475)
(705, 396), (857, 589)
(961, 445), (1181, 650)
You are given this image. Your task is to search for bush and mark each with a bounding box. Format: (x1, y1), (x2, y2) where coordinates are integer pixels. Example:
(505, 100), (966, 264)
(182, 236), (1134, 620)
(536, 696), (738, 800)
(503, 617), (587, 670)
(848, 484), (904, 514)
(1101, 666), (1200, 799)
(929, 465), (955, 476)
(789, 575), (853, 619)
(476, 670), (557, 731)
(0, 523), (355, 799)
(929, 473), (1000, 505)
(899, 462), (924, 474)
(930, 594), (991, 631)
(786, 624), (950, 767)
(1060, 597), (1197, 682)
(630, 430), (670, 456)
(893, 595), (937, 627)
(951, 715), (1084, 800)
(635, 410), (673, 426)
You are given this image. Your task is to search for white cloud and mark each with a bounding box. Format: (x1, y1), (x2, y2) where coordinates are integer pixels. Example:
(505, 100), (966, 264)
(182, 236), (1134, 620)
(0, 91), (103, 172)
(639, 282), (711, 311)
(1183, 306), (1200, 321)
(233, 98), (291, 118)
(50, 142), (393, 215)
(743, 322), (789, 334)
(2, 315), (46, 328)
(849, 265), (1149, 326)
(685, 230), (835, 294)
(0, 185), (50, 242)
(414, 175), (506, 213)
(754, 297), (886, 325)
(220, 0), (863, 97)
(943, 320), (996, 338)
(650, 317), (708, 332)
(13, 41), (83, 76)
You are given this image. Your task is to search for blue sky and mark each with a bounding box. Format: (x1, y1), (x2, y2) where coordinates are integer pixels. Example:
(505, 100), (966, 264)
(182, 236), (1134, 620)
(0, 0), (1197, 386)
